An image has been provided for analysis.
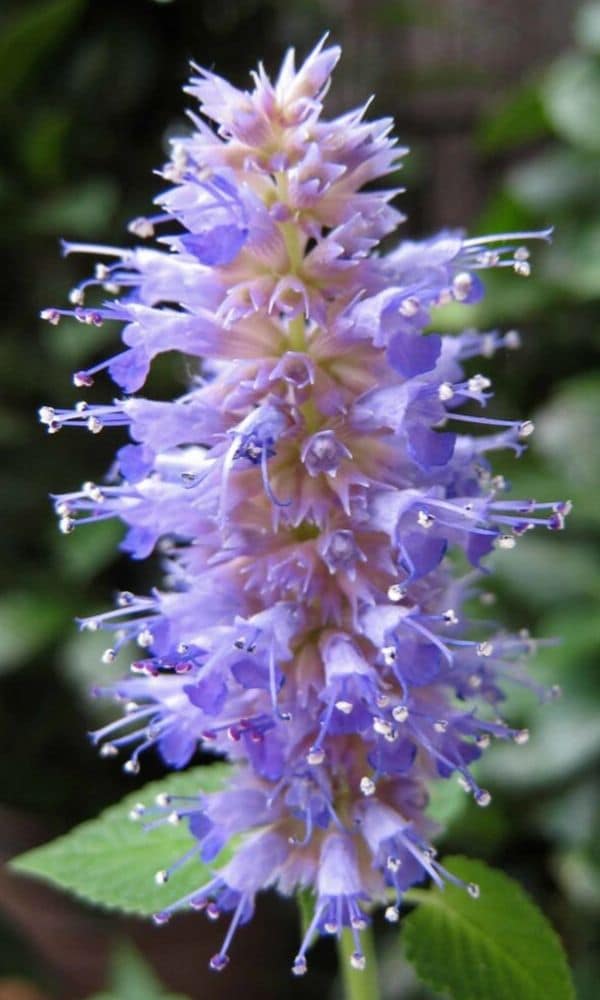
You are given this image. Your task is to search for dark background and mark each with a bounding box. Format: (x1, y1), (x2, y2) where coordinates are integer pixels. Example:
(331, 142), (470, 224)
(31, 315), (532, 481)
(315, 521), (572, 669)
(1, 1), (599, 997)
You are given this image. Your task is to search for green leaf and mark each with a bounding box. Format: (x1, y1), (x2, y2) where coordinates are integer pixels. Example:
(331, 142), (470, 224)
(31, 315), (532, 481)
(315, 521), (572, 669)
(0, 0), (84, 100)
(426, 778), (468, 829)
(88, 942), (191, 1000)
(542, 54), (600, 152)
(403, 856), (575, 1000)
(10, 764), (234, 916)
(575, 2), (600, 54)
(0, 591), (69, 674)
(477, 85), (548, 153)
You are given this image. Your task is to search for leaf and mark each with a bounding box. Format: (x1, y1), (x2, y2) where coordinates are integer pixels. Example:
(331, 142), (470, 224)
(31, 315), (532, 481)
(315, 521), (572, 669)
(542, 54), (600, 153)
(477, 85), (549, 153)
(10, 764), (234, 916)
(481, 698), (600, 789)
(403, 856), (575, 1000)
(88, 942), (191, 1000)
(0, 591), (69, 674)
(426, 778), (468, 829)
(575, 2), (600, 54)
(0, 0), (84, 100)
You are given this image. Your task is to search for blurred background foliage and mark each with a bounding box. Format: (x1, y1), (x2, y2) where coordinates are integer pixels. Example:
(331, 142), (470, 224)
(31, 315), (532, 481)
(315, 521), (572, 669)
(0, 0), (598, 998)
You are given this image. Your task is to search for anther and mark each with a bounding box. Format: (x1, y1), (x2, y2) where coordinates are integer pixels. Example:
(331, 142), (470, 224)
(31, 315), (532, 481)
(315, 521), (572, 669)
(504, 329), (521, 349)
(417, 510), (435, 529)
(41, 308), (61, 325)
(59, 516), (75, 534)
(496, 534), (516, 550)
(434, 719), (448, 733)
(123, 759), (140, 774)
(335, 700), (353, 715)
(399, 296), (420, 317)
(137, 628), (154, 648)
(476, 641), (494, 657)
(306, 747), (325, 766)
(360, 776), (376, 797)
(350, 953), (366, 971)
(154, 870), (169, 885)
(382, 645), (397, 665)
(392, 705), (409, 723)
(438, 382), (454, 401)
(514, 728), (530, 745)
(467, 882), (480, 898)
(386, 856), (402, 872)
(387, 583), (405, 602)
(467, 373), (491, 393)
(475, 789), (492, 807)
(87, 416), (103, 434)
(442, 609), (458, 626)
(209, 953), (230, 972)
(514, 259), (531, 277)
(292, 957), (308, 976)
(128, 217), (154, 238)
(385, 905), (400, 923)
(102, 648), (116, 664)
(452, 271), (473, 301)
(128, 803), (146, 820)
(373, 718), (395, 739)
(518, 420), (535, 438)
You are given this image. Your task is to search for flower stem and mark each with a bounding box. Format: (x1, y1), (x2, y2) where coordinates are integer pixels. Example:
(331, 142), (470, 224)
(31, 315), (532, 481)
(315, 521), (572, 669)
(337, 926), (381, 1000)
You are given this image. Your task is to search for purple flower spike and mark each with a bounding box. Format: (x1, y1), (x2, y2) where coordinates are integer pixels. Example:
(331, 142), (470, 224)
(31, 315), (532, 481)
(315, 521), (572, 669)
(44, 38), (569, 975)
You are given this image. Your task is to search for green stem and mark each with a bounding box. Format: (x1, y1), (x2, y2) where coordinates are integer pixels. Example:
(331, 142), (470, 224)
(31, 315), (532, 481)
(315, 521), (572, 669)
(337, 926), (381, 1000)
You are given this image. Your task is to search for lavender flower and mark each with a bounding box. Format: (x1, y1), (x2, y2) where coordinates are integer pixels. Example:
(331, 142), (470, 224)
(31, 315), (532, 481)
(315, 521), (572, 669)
(42, 38), (569, 975)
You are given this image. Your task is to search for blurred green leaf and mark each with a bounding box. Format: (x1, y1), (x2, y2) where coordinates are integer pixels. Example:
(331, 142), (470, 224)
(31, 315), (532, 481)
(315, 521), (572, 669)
(492, 539), (600, 607)
(0, 591), (69, 674)
(543, 222), (600, 298)
(536, 374), (600, 497)
(89, 942), (190, 1000)
(481, 697), (600, 789)
(30, 178), (119, 236)
(542, 54), (600, 153)
(10, 764), (234, 915)
(427, 778), (468, 829)
(575, 2), (600, 54)
(56, 519), (123, 583)
(507, 149), (600, 212)
(21, 109), (70, 183)
(477, 85), (548, 153)
(0, 0), (84, 100)
(61, 627), (125, 713)
(553, 849), (600, 912)
(403, 856), (575, 1000)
